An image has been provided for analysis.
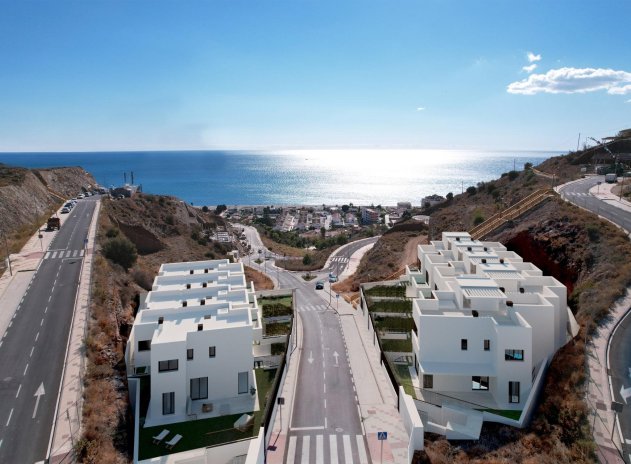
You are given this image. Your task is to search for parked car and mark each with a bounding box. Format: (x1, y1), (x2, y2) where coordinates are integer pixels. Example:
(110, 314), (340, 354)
(64, 202), (73, 209)
(61, 207), (70, 214)
(328, 273), (338, 283)
(77, 193), (85, 199)
(315, 281), (325, 290)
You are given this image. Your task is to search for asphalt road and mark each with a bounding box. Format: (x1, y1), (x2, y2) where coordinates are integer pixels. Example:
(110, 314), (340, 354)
(245, 229), (375, 462)
(0, 197), (97, 463)
(558, 177), (631, 455)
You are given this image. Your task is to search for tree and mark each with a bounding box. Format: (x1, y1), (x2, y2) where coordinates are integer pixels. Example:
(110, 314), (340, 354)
(342, 204), (349, 213)
(524, 162), (533, 170)
(201, 205), (209, 213)
(446, 192), (454, 201)
(466, 186), (477, 195)
(102, 236), (137, 270)
(320, 227), (326, 238)
(507, 170), (519, 181)
(215, 204), (227, 215)
(302, 254), (313, 265)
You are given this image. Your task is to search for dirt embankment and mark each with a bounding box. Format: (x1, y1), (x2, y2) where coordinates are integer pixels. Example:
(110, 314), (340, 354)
(0, 165), (96, 266)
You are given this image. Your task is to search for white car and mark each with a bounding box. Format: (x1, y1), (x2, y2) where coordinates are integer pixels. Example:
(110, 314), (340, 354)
(77, 194), (85, 199)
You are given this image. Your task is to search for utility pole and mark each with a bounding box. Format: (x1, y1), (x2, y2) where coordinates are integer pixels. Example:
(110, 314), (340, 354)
(576, 132), (581, 152)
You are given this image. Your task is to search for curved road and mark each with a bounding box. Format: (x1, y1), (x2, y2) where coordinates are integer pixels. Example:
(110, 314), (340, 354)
(242, 226), (377, 462)
(559, 176), (631, 459)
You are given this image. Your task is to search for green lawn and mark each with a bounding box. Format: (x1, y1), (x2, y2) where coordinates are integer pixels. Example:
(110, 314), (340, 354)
(139, 368), (278, 460)
(259, 296), (293, 308)
(478, 408), (522, 421)
(367, 299), (412, 314)
(365, 285), (406, 298)
(373, 315), (415, 332)
(381, 338), (412, 352)
(393, 363), (416, 398)
(265, 321), (291, 336)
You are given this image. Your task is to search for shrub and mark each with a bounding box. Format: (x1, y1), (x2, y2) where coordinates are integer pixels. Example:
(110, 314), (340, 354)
(446, 192), (454, 201)
(164, 214), (175, 225)
(102, 237), (137, 270)
(507, 170), (519, 181)
(302, 254), (313, 265)
(105, 227), (119, 238)
(202, 205), (209, 212)
(131, 268), (153, 291)
(473, 213), (485, 225)
(466, 186), (477, 195)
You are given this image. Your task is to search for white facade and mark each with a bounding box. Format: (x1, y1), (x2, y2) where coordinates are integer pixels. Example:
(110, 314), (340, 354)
(408, 232), (573, 410)
(126, 259), (261, 426)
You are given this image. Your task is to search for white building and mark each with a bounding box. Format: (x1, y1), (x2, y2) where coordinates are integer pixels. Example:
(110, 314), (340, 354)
(407, 232), (575, 411)
(126, 259), (262, 427)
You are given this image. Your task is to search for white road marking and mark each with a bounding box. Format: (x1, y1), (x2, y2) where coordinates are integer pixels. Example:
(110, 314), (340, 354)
(324, 399), (327, 409)
(356, 435), (369, 464)
(48, 295), (52, 302)
(323, 371), (326, 380)
(6, 408), (13, 426)
(316, 434), (324, 464)
(302, 436), (310, 464)
(7, 321), (12, 328)
(44, 306), (48, 314)
(0, 341), (3, 348)
(23, 363), (29, 375)
(35, 332), (39, 342)
(30, 346), (34, 357)
(290, 426), (325, 431)
(40, 318), (44, 326)
(323, 384), (326, 394)
(44, 252), (51, 259)
(15, 384), (21, 398)
(286, 435), (297, 464)
(324, 417), (327, 429)
(329, 435), (339, 464)
(343, 434), (353, 464)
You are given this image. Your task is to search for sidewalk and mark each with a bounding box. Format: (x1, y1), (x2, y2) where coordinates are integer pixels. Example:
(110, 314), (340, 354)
(266, 245), (409, 464)
(557, 179), (629, 462)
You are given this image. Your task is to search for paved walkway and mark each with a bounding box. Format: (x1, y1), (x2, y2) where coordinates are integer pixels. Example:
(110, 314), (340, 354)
(558, 179), (629, 463)
(266, 245), (409, 464)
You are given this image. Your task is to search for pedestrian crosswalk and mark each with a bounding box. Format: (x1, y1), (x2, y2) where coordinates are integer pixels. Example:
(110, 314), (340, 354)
(564, 192), (590, 197)
(286, 433), (369, 464)
(331, 256), (348, 263)
(44, 249), (85, 260)
(297, 304), (329, 313)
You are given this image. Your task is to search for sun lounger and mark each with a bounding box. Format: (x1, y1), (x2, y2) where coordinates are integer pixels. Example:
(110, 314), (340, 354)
(165, 434), (182, 450)
(152, 429), (169, 444)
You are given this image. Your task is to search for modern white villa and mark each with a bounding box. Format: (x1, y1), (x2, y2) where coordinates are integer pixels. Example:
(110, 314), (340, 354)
(406, 232), (577, 412)
(125, 259), (262, 427)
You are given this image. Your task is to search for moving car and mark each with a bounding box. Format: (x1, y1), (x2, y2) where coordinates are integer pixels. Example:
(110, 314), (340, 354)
(61, 207), (70, 214)
(328, 273), (338, 283)
(315, 281), (324, 290)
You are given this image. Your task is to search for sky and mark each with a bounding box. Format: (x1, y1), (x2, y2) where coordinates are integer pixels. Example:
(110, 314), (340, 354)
(0, 0), (630, 152)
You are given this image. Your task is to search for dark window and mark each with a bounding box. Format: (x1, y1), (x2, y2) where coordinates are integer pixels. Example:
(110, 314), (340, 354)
(461, 339), (468, 350)
(472, 376), (489, 390)
(138, 340), (151, 351)
(509, 381), (520, 403)
(158, 359), (179, 372)
(162, 392), (175, 415)
(187, 349), (194, 360)
(190, 377), (208, 400)
(423, 374), (433, 389)
(238, 371), (249, 394)
(483, 339), (490, 351)
(505, 349), (524, 361)
(209, 346), (216, 358)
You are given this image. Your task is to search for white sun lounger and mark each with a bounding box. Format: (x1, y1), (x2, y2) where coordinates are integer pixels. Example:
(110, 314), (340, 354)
(152, 429), (169, 444)
(165, 434), (182, 450)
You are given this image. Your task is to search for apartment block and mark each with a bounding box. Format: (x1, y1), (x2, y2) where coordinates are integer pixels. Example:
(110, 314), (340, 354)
(126, 259), (261, 426)
(407, 232), (575, 411)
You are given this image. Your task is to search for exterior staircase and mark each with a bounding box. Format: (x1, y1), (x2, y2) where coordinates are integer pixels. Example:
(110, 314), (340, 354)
(469, 188), (555, 240)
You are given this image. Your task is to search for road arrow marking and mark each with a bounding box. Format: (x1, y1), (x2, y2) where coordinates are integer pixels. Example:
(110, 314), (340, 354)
(32, 383), (45, 419)
(308, 351), (314, 364)
(333, 351), (339, 367)
(620, 384), (631, 404)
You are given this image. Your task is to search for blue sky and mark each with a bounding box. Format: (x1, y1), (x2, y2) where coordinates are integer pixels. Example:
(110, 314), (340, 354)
(0, 0), (630, 152)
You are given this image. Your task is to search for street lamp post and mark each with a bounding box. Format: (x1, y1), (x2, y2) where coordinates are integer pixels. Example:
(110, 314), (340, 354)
(2, 232), (12, 276)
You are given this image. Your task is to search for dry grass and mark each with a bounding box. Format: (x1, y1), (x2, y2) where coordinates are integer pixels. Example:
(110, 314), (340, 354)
(245, 265), (274, 290)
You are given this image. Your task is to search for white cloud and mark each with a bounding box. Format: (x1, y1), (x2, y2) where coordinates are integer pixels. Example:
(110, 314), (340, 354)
(527, 52), (542, 63)
(522, 64), (538, 73)
(507, 67), (631, 95)
(416, 107), (425, 111)
(627, 99), (631, 103)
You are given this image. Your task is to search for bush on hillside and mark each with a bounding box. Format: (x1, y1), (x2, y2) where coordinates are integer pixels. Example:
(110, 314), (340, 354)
(102, 236), (138, 270)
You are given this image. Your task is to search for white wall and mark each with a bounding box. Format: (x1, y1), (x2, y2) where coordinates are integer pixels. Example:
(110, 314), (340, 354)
(398, 387), (424, 462)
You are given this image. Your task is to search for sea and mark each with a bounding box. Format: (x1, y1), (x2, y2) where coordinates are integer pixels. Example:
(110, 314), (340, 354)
(0, 149), (558, 206)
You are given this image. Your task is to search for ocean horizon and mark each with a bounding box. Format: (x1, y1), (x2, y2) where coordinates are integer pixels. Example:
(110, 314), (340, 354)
(0, 149), (559, 206)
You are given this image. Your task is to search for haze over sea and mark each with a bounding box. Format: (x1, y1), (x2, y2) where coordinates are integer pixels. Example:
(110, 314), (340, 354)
(0, 150), (557, 206)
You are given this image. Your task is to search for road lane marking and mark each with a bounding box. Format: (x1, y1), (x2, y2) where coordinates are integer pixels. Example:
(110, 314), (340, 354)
(324, 399), (327, 409)
(24, 363), (29, 375)
(302, 436), (310, 464)
(290, 426), (325, 431)
(329, 435), (339, 464)
(323, 384), (326, 394)
(41, 318), (44, 326)
(35, 332), (39, 342)
(324, 417), (327, 429)
(30, 346), (34, 357)
(286, 435), (297, 464)
(44, 306), (48, 313)
(316, 434), (324, 464)
(0, 341), (3, 348)
(343, 434), (353, 464)
(48, 295), (52, 302)
(8, 321), (12, 328)
(6, 408), (13, 426)
(356, 435), (369, 464)
(15, 384), (21, 398)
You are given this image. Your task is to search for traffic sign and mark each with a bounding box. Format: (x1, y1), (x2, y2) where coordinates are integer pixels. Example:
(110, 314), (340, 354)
(377, 431), (387, 440)
(336, 293), (339, 299)
(277, 397), (285, 405)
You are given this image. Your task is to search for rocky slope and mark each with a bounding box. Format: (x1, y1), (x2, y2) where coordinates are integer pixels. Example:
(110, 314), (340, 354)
(0, 163), (96, 247)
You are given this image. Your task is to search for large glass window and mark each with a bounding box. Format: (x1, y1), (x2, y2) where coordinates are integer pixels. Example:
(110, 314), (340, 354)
(158, 359), (178, 372)
(423, 374), (433, 389)
(483, 339), (490, 351)
(461, 339), (468, 351)
(238, 371), (249, 394)
(505, 349), (524, 361)
(472, 376), (489, 390)
(509, 381), (521, 403)
(190, 377), (208, 400)
(187, 349), (194, 360)
(209, 346), (216, 358)
(162, 392), (175, 415)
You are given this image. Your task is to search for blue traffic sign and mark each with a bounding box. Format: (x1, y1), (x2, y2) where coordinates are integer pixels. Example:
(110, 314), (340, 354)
(377, 431), (387, 440)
